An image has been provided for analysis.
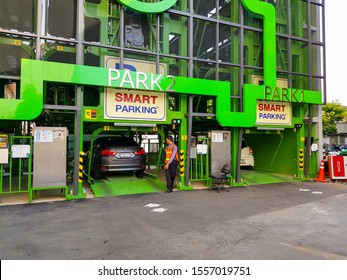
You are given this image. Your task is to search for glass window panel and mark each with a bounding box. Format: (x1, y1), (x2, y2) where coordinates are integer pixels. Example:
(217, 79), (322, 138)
(193, 61), (216, 80)
(162, 13), (189, 57)
(292, 103), (301, 118)
(84, 50), (101, 67)
(122, 9), (159, 52)
(219, 24), (240, 64)
(41, 40), (76, 64)
(124, 11), (150, 50)
(46, 0), (77, 39)
(194, 0), (217, 19)
(83, 85), (100, 107)
(310, 3), (323, 43)
(311, 44), (323, 76)
(312, 77), (324, 92)
(103, 49), (121, 68)
(291, 0), (308, 39)
(0, 36), (34, 77)
(107, 1), (121, 46)
(144, 13), (159, 52)
(0, 0), (35, 33)
(218, 64), (239, 81)
(275, 0), (288, 34)
(85, 17), (101, 43)
(163, 57), (189, 77)
(171, 0), (188, 12)
(193, 19), (216, 60)
(83, 46), (102, 67)
(193, 94), (216, 114)
(44, 83), (76, 106)
(312, 77), (325, 103)
(292, 74), (309, 90)
(219, 0), (240, 23)
(218, 64), (240, 98)
(276, 36), (288, 71)
(290, 39), (308, 74)
(244, 29), (263, 68)
(244, 68), (262, 84)
(243, 11), (263, 29)
(123, 52), (160, 74)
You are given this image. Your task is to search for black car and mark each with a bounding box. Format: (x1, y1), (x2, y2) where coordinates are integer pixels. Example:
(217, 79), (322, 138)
(88, 135), (146, 179)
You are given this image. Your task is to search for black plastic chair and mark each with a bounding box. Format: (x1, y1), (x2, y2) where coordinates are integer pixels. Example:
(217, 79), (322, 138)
(210, 163), (232, 193)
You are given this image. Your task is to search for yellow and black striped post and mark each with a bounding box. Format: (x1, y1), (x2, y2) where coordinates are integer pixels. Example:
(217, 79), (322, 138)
(298, 148), (304, 171)
(79, 151), (84, 183)
(179, 150), (185, 177)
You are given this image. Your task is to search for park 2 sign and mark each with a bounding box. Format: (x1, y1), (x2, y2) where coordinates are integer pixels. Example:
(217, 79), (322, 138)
(105, 56), (167, 121)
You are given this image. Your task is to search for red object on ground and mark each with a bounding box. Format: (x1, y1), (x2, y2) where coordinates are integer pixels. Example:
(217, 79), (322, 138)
(314, 159), (329, 183)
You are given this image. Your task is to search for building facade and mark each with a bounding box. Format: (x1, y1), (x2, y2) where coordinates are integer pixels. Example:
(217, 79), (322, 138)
(0, 0), (326, 199)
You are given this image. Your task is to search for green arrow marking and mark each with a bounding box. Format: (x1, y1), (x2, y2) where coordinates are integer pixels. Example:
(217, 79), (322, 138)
(242, 0), (276, 87)
(116, 0), (177, 14)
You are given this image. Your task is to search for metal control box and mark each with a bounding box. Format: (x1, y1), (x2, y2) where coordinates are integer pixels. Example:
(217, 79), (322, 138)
(210, 130), (231, 175)
(33, 127), (68, 187)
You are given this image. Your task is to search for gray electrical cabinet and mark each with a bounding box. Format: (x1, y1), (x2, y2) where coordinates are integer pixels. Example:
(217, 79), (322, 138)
(209, 130), (231, 175)
(33, 127), (68, 187)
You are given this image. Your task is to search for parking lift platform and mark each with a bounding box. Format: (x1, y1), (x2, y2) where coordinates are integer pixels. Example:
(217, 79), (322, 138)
(90, 169), (297, 198)
(240, 169), (296, 186)
(90, 173), (166, 197)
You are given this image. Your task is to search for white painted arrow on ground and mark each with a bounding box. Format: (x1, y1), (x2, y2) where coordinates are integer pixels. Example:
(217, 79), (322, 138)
(312, 191), (323, 194)
(151, 208), (167, 213)
(144, 203), (161, 208)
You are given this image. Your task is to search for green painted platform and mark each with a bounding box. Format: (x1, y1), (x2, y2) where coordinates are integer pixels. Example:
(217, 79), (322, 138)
(240, 169), (295, 185)
(91, 174), (166, 197)
(90, 170), (295, 198)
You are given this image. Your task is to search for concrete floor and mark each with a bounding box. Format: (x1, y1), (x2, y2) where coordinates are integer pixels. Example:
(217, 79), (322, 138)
(1, 179), (347, 260)
(0, 169), (209, 206)
(0, 168), (298, 206)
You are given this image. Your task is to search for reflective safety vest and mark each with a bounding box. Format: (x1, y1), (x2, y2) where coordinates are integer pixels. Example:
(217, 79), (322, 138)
(165, 144), (178, 164)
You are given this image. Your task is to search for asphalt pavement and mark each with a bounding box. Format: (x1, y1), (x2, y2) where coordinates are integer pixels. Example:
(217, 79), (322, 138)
(1, 180), (347, 260)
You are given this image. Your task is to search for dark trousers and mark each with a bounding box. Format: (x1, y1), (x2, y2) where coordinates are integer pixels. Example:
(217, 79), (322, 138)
(165, 160), (178, 191)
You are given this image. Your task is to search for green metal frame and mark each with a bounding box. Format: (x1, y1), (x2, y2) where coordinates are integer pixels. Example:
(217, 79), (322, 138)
(0, 136), (32, 195)
(0, 59), (322, 122)
(86, 125), (164, 185)
(29, 185), (68, 204)
(189, 137), (210, 185)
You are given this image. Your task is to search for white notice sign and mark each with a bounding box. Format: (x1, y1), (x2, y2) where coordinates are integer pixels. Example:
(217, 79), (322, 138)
(34, 130), (53, 143)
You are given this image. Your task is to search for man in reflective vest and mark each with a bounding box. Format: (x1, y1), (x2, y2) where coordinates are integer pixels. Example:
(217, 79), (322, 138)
(164, 135), (178, 193)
